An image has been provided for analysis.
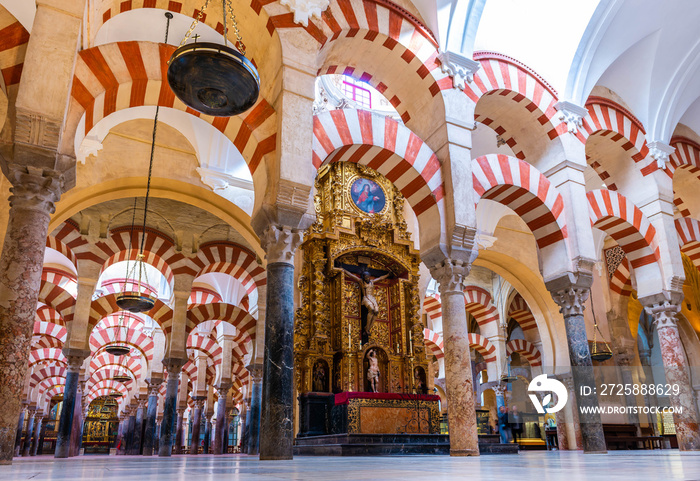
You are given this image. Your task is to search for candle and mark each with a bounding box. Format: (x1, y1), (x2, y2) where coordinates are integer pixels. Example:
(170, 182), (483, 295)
(409, 335), (413, 355)
(348, 322), (351, 350)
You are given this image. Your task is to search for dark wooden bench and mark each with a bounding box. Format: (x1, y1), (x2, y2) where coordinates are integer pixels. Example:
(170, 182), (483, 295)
(603, 424), (664, 450)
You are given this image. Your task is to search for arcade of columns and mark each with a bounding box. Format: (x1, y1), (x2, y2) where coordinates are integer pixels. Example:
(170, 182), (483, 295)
(1, 0), (700, 466)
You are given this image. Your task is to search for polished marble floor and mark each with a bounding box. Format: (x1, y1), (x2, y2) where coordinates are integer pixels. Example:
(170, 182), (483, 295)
(3, 451), (700, 481)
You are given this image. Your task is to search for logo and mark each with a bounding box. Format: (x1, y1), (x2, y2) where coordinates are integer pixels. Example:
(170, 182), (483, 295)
(528, 374), (568, 414)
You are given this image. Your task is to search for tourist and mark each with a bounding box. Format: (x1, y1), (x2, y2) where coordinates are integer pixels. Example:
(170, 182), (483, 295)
(498, 406), (511, 444)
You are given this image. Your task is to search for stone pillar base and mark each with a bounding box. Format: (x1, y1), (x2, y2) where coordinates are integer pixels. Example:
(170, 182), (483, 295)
(450, 449), (479, 456)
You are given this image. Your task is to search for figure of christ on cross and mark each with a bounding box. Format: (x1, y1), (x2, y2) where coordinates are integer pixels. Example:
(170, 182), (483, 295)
(336, 267), (393, 336)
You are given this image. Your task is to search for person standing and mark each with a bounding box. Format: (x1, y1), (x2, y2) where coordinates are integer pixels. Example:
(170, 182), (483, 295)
(510, 406), (523, 445)
(498, 406), (511, 444)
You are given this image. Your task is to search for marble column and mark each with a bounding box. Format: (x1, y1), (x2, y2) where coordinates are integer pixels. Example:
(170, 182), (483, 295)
(259, 225), (303, 460)
(154, 416), (162, 453)
(203, 415), (211, 454)
(68, 382), (84, 457)
(30, 414), (43, 456)
(130, 399), (145, 455)
(55, 354), (86, 458)
(431, 259), (479, 456)
(158, 358), (185, 457)
(493, 384), (506, 411)
(125, 411), (136, 455)
(116, 414), (126, 455)
(617, 354), (640, 426)
(240, 401), (249, 454)
(0, 167), (63, 464)
(550, 283), (607, 453)
(247, 364), (263, 455)
(560, 375), (583, 450)
(142, 379), (162, 456)
(189, 399), (204, 455)
(14, 404), (27, 457)
(21, 409), (35, 457)
(645, 301), (700, 450)
(174, 409), (184, 454)
(213, 384), (230, 454)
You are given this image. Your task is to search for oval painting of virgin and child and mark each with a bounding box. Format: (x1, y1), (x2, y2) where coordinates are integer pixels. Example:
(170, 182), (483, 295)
(351, 177), (386, 214)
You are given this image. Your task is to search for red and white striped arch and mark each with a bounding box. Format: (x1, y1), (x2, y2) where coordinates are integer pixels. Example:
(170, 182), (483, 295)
(85, 389), (125, 407)
(423, 293), (442, 322)
(88, 293), (173, 334)
(41, 268), (77, 294)
(676, 217), (700, 269)
(94, 312), (147, 330)
(30, 365), (66, 390)
(90, 327), (155, 362)
(423, 328), (444, 360)
(44, 386), (65, 404)
(587, 189), (660, 270)
(463, 286), (499, 328)
(187, 333), (223, 366)
(193, 242), (266, 294)
(46, 235), (78, 270)
(226, 330), (252, 365)
(36, 305), (64, 326)
(313, 109), (444, 221)
(38, 280), (76, 323)
(507, 294), (537, 332)
(182, 359), (197, 381)
(473, 154), (568, 251)
(582, 97), (649, 165)
(189, 287), (223, 306)
(32, 334), (63, 350)
(32, 321), (67, 348)
(88, 366), (135, 386)
(456, 53), (564, 139)
(68, 41), (275, 175)
(187, 303), (256, 342)
(86, 379), (129, 400)
(0, 4), (30, 91)
(35, 377), (67, 399)
(474, 116), (526, 160)
(91, 352), (143, 380)
(506, 339), (542, 367)
(669, 137), (700, 216)
(29, 348), (66, 367)
(468, 333), (496, 363)
(99, 277), (158, 297)
(609, 257), (633, 297)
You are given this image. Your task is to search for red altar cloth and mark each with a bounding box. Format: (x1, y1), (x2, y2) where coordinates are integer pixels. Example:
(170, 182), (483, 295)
(334, 392), (440, 405)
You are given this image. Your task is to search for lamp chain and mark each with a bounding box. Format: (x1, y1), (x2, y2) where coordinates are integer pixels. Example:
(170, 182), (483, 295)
(178, 0), (211, 49)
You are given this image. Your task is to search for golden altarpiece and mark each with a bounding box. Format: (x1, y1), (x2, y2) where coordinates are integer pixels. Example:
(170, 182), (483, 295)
(294, 162), (430, 396)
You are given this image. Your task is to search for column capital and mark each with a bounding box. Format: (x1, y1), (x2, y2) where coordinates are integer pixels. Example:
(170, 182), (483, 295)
(492, 384), (507, 396)
(554, 101), (588, 135)
(246, 363), (263, 383)
(429, 258), (470, 295)
(260, 224), (304, 265)
(193, 397), (206, 409)
(647, 140), (675, 170)
(146, 377), (164, 396)
(162, 357), (187, 376)
(62, 348), (90, 372)
(644, 300), (681, 330)
(215, 382), (232, 397)
(7, 164), (63, 214)
(437, 50), (480, 91)
(550, 284), (590, 318)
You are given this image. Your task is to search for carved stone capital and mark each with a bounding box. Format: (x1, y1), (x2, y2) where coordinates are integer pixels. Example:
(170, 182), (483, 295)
(63, 349), (89, 373)
(246, 363), (263, 383)
(554, 101), (588, 135)
(437, 51), (480, 91)
(7, 164), (63, 214)
(615, 352), (634, 366)
(162, 357), (187, 377)
(551, 286), (590, 317)
(644, 301), (681, 330)
(647, 140), (675, 170)
(260, 224), (304, 264)
(429, 258), (470, 295)
(493, 384), (507, 396)
(279, 0), (329, 26)
(216, 383), (232, 399)
(193, 397), (206, 409)
(147, 377), (164, 396)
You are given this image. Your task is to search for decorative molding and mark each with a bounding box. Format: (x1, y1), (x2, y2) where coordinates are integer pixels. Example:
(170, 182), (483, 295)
(77, 135), (103, 164)
(196, 167), (253, 192)
(14, 112), (61, 150)
(451, 224), (478, 252)
(647, 140), (675, 170)
(437, 51), (480, 91)
(276, 182), (312, 212)
(246, 363), (263, 383)
(554, 101), (588, 135)
(260, 224), (304, 264)
(430, 258), (470, 294)
(8, 165), (63, 214)
(475, 232), (497, 250)
(278, 0), (329, 27)
(550, 286), (590, 317)
(644, 301), (681, 330)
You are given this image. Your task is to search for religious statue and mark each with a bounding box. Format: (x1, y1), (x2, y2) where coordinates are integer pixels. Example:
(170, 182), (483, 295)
(337, 268), (392, 335)
(367, 349), (380, 393)
(414, 367), (426, 394)
(313, 361), (327, 392)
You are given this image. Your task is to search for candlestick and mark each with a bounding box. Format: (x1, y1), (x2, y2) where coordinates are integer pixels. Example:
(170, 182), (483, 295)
(409, 334), (413, 355)
(348, 322), (351, 351)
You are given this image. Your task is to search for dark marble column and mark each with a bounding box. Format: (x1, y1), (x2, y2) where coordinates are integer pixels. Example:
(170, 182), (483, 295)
(174, 409), (184, 454)
(142, 379), (162, 456)
(240, 401), (249, 454)
(259, 226), (303, 460)
(431, 260), (479, 456)
(246, 364), (263, 455)
(21, 409), (35, 457)
(154, 417), (161, 453)
(125, 412), (136, 455)
(115, 415), (126, 455)
(213, 384), (230, 454)
(55, 354), (86, 458)
(550, 282), (607, 453)
(30, 414), (43, 456)
(159, 358), (185, 457)
(0, 167), (63, 465)
(130, 399), (145, 455)
(68, 382), (84, 457)
(190, 399), (204, 455)
(14, 404), (27, 457)
(203, 415), (211, 454)
(644, 300), (700, 451)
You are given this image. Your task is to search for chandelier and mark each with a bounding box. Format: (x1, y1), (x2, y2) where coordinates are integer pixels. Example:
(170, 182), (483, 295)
(105, 313), (132, 357)
(111, 349), (133, 383)
(589, 297), (613, 362)
(108, 390), (123, 399)
(167, 0), (260, 116)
